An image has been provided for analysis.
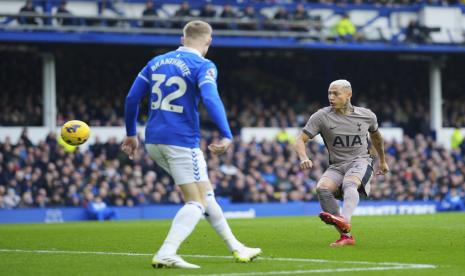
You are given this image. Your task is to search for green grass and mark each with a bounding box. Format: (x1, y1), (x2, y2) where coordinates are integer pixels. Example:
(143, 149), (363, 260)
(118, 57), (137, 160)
(1, 213), (465, 275)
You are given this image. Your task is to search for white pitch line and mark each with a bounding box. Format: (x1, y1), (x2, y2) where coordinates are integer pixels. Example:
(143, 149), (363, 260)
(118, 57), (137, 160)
(0, 248), (437, 275)
(182, 265), (436, 276)
(0, 248), (151, 256)
(183, 254), (435, 268)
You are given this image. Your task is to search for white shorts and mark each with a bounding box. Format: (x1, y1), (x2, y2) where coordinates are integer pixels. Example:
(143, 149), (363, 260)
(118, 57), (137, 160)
(146, 144), (209, 185)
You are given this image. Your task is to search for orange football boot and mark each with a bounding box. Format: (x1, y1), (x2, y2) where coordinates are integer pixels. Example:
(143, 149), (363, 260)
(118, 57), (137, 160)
(330, 235), (356, 247)
(319, 211), (351, 233)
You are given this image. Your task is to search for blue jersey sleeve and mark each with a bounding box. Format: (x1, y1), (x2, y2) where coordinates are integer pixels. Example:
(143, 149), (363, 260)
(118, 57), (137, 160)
(197, 61), (218, 88)
(124, 65), (151, 136)
(198, 62), (232, 139)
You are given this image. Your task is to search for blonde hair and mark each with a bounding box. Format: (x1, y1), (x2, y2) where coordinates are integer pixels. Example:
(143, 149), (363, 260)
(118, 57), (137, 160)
(330, 79), (351, 90)
(183, 20), (212, 41)
(329, 79), (352, 95)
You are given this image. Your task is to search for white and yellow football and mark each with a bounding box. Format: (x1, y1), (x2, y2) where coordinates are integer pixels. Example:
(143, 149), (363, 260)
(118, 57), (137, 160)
(61, 120), (90, 146)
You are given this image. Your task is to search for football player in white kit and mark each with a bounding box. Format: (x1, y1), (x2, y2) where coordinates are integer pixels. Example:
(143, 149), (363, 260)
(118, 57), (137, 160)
(295, 79), (389, 247)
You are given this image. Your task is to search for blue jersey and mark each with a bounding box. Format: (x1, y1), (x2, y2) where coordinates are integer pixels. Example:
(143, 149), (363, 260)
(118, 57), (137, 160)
(124, 46), (232, 148)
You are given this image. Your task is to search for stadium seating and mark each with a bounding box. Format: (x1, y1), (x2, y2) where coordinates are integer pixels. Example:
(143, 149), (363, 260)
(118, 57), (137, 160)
(1, 0), (465, 43)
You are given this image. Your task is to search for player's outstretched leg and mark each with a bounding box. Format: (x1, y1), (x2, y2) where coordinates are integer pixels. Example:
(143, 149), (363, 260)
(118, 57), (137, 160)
(316, 178), (354, 246)
(152, 201), (204, 269)
(205, 191), (262, 263)
(317, 184), (351, 233)
(331, 179), (360, 247)
(327, 179), (360, 247)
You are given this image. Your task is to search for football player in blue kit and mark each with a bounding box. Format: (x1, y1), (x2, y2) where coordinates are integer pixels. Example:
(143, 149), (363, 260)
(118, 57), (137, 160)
(122, 20), (261, 269)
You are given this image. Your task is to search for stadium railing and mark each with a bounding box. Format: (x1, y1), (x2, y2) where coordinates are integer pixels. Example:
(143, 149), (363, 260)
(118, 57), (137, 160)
(0, 13), (321, 39)
(0, 125), (462, 150)
(1, 2), (465, 44)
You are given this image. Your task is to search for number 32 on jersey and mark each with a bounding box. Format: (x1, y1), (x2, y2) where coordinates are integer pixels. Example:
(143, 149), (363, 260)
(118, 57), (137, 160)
(151, 73), (186, 113)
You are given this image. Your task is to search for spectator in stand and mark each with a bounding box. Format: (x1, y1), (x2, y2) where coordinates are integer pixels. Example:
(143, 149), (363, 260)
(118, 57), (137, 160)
(436, 188), (465, 211)
(55, 1), (74, 26)
(265, 6), (289, 30)
(200, 3), (216, 18)
(217, 4), (237, 30)
(89, 136), (105, 156)
(18, 0), (40, 25)
(86, 194), (118, 221)
(451, 127), (464, 151)
(3, 188), (20, 209)
(334, 13), (358, 42)
(174, 1), (192, 17)
(97, 0), (124, 16)
(104, 137), (121, 160)
(220, 157), (239, 176)
(274, 6), (289, 20)
(238, 5), (259, 30)
(173, 1), (192, 29)
(276, 127), (295, 145)
(141, 0), (158, 28)
(97, 0), (124, 26)
(290, 4), (311, 32)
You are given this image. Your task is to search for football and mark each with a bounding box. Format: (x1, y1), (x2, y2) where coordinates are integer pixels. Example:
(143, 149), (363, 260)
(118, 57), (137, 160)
(61, 120), (90, 146)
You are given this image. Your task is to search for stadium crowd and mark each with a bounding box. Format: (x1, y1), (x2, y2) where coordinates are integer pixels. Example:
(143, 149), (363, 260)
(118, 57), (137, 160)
(2, 27), (465, 212)
(2, 50), (465, 133)
(0, 129), (464, 210)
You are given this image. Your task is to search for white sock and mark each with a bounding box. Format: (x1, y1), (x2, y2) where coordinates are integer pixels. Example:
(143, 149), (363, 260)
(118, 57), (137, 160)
(341, 180), (359, 223)
(157, 201), (204, 256)
(205, 191), (244, 252)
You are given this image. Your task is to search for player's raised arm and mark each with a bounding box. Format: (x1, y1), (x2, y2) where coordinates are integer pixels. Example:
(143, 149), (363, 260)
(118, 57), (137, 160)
(122, 65), (150, 159)
(369, 130), (389, 175)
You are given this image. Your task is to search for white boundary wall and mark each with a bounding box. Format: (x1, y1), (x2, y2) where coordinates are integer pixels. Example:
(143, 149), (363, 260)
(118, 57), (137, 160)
(437, 128), (463, 150)
(0, 126), (404, 148)
(0, 126), (462, 149)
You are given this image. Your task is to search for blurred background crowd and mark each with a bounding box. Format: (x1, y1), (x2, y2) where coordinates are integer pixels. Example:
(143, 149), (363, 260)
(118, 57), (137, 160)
(1, 2), (465, 212)
(2, 49), (465, 134)
(1, 128), (465, 210)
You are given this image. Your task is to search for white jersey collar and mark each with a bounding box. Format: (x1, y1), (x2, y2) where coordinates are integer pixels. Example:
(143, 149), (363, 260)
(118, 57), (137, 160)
(177, 46), (202, 57)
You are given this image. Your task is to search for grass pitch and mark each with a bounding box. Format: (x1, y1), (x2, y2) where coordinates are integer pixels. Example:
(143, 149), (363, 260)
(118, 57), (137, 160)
(1, 213), (464, 275)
